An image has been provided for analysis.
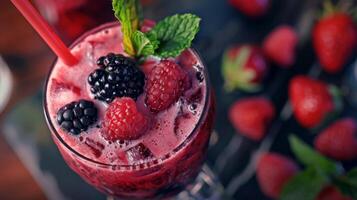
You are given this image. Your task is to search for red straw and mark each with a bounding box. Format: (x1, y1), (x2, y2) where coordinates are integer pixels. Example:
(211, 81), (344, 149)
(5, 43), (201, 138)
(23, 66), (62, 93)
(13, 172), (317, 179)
(10, 0), (78, 66)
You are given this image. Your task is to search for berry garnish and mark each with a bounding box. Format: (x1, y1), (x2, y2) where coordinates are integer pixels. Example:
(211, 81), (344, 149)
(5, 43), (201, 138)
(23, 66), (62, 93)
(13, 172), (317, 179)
(88, 53), (145, 103)
(56, 100), (98, 135)
(102, 97), (148, 141)
(145, 60), (188, 112)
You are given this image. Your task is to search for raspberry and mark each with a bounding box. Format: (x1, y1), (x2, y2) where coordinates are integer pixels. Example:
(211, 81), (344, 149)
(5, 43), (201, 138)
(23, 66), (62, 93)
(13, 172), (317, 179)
(145, 60), (188, 112)
(102, 98), (148, 141)
(56, 100), (98, 135)
(88, 53), (145, 103)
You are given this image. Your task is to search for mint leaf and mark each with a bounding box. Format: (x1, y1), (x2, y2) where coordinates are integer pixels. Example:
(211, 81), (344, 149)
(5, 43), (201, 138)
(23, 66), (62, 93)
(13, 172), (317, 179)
(113, 2), (201, 58)
(132, 31), (159, 57)
(147, 14), (201, 58)
(113, 0), (140, 56)
(334, 169), (357, 199)
(280, 167), (328, 200)
(289, 134), (342, 176)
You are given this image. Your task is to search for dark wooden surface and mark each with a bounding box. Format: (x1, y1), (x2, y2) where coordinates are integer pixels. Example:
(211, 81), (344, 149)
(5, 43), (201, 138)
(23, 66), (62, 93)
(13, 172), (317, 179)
(0, 0), (50, 199)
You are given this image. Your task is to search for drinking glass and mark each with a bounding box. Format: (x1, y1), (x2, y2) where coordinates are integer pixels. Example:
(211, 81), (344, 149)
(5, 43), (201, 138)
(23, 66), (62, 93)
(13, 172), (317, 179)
(44, 22), (220, 199)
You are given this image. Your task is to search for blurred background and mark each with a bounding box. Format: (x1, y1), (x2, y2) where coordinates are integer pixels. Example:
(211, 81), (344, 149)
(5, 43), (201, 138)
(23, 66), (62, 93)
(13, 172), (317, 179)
(0, 0), (356, 199)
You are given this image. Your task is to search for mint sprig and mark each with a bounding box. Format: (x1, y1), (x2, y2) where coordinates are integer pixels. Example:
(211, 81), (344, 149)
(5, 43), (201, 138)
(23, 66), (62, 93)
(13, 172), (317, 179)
(113, 0), (141, 56)
(112, 0), (200, 58)
(280, 135), (356, 200)
(132, 30), (158, 56)
(147, 14), (201, 58)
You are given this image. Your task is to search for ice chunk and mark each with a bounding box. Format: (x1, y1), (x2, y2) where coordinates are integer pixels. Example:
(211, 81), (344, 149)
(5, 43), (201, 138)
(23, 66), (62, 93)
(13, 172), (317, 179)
(126, 143), (153, 163)
(84, 138), (105, 158)
(51, 78), (81, 95)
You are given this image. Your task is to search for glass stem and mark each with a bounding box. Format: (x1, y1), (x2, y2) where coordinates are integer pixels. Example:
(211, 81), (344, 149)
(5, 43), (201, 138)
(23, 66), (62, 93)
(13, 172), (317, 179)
(174, 164), (230, 200)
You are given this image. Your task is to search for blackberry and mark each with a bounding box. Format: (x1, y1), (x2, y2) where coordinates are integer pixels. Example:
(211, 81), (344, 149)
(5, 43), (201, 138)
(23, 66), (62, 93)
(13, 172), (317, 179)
(88, 53), (145, 103)
(57, 100), (98, 135)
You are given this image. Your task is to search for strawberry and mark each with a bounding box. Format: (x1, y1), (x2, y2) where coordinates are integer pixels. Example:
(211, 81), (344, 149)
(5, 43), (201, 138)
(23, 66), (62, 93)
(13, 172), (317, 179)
(313, 2), (357, 73)
(145, 60), (188, 112)
(102, 98), (148, 141)
(314, 118), (357, 161)
(229, 97), (275, 141)
(316, 186), (353, 200)
(229, 0), (271, 18)
(257, 152), (299, 199)
(263, 25), (298, 68)
(289, 75), (340, 129)
(222, 45), (269, 92)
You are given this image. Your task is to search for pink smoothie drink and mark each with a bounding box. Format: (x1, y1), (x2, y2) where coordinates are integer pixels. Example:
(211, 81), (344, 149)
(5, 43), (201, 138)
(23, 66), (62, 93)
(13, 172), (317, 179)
(44, 22), (214, 199)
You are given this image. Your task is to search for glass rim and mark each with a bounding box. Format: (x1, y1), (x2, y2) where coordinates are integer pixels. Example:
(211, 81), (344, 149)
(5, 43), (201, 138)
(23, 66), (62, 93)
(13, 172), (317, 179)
(43, 21), (211, 169)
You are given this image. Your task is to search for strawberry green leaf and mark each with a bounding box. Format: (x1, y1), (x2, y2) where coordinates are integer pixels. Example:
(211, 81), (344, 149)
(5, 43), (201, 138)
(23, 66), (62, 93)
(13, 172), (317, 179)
(288, 134), (343, 176)
(113, 0), (141, 56)
(322, 0), (337, 17)
(147, 14), (201, 58)
(280, 167), (328, 200)
(222, 47), (260, 92)
(132, 30), (159, 57)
